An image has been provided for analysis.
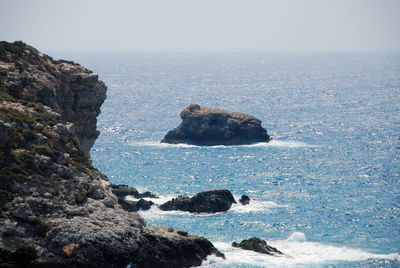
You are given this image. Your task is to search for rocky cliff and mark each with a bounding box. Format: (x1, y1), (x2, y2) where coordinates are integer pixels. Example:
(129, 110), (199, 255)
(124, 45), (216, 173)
(0, 41), (223, 267)
(0, 41), (106, 156)
(162, 104), (271, 145)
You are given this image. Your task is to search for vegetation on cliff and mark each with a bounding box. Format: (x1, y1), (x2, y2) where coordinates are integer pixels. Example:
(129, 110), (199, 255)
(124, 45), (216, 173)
(0, 41), (223, 268)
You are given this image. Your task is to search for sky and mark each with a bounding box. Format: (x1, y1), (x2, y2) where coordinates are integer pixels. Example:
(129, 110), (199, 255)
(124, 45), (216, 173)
(0, 0), (399, 51)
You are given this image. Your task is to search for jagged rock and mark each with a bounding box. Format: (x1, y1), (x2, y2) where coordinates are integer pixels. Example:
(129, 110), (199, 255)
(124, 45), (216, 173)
(232, 237), (283, 256)
(160, 189), (236, 213)
(239, 195), (250, 205)
(0, 42), (223, 267)
(135, 198), (154, 211)
(111, 184), (139, 197)
(117, 197), (154, 212)
(162, 104), (270, 146)
(0, 41), (107, 156)
(111, 184), (157, 199)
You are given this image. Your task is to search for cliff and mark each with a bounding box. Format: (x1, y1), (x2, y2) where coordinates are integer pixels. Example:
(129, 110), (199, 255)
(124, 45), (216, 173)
(0, 41), (223, 267)
(162, 104), (271, 145)
(0, 41), (106, 156)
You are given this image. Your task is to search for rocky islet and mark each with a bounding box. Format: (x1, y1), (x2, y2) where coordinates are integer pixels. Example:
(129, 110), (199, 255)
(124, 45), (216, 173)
(161, 104), (271, 146)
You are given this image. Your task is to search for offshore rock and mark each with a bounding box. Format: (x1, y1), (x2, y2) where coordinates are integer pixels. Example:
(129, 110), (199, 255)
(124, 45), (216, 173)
(232, 237), (283, 256)
(161, 104), (270, 146)
(160, 189), (236, 213)
(239, 195), (250, 205)
(0, 41), (223, 268)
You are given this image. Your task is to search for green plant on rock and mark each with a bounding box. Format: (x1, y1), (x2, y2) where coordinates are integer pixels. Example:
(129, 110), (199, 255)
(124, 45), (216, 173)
(22, 129), (38, 142)
(0, 91), (16, 102)
(0, 107), (35, 125)
(33, 145), (53, 156)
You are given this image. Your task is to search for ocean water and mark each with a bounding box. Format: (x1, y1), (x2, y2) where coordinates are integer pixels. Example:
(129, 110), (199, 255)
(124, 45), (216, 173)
(50, 51), (400, 267)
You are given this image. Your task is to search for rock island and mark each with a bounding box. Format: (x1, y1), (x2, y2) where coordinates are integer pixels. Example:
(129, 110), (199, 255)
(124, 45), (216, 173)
(162, 104), (271, 145)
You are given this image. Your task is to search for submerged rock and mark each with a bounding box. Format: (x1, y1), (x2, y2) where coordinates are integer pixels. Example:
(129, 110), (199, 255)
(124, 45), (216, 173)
(160, 189), (236, 213)
(232, 237), (283, 256)
(239, 195), (250, 205)
(161, 104), (270, 146)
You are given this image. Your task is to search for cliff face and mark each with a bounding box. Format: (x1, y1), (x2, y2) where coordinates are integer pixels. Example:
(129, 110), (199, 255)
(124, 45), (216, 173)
(0, 41), (107, 156)
(0, 41), (222, 267)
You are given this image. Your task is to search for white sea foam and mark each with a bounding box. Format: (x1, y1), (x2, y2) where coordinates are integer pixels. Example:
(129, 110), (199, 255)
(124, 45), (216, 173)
(126, 139), (314, 149)
(127, 140), (199, 148)
(242, 140), (313, 148)
(230, 195), (287, 213)
(129, 194), (285, 217)
(127, 195), (226, 218)
(125, 194), (175, 205)
(201, 232), (400, 267)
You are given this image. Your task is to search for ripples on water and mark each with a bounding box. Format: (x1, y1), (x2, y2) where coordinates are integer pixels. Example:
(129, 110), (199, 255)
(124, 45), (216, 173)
(50, 51), (400, 267)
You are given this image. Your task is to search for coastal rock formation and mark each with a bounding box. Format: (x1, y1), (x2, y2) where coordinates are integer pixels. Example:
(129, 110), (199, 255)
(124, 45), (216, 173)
(0, 41), (223, 267)
(239, 195), (250, 205)
(232, 237), (283, 256)
(0, 41), (107, 156)
(111, 184), (157, 212)
(111, 184), (157, 199)
(161, 104), (270, 146)
(160, 189), (236, 213)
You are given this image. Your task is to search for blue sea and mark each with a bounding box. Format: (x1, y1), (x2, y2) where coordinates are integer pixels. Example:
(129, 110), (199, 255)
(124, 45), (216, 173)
(50, 51), (400, 267)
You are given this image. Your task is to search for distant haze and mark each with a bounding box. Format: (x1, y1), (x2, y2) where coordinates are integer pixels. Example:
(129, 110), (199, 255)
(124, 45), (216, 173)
(1, 0), (399, 51)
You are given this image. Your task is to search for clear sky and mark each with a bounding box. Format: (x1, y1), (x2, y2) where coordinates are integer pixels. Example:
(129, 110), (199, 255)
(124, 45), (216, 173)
(1, 0), (399, 51)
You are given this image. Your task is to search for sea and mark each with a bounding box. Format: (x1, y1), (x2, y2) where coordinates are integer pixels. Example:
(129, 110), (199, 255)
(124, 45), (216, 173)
(48, 51), (400, 267)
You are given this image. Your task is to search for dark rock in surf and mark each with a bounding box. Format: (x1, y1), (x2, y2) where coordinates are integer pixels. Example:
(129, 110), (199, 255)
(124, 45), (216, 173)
(160, 189), (236, 213)
(118, 197), (154, 212)
(111, 184), (140, 197)
(232, 237), (283, 256)
(161, 104), (270, 146)
(111, 184), (157, 199)
(239, 195), (250, 205)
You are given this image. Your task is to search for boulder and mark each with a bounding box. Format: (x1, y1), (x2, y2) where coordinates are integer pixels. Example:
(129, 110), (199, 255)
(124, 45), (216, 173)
(111, 184), (157, 199)
(161, 104), (270, 145)
(239, 195), (250, 205)
(160, 190), (236, 213)
(117, 197), (154, 212)
(111, 184), (139, 197)
(232, 237), (283, 256)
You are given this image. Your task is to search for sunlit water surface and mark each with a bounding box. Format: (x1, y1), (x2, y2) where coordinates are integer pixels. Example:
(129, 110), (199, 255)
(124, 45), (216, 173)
(49, 51), (400, 267)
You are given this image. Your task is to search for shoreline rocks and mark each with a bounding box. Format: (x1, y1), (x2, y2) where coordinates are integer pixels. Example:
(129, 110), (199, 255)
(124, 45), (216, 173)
(160, 189), (236, 213)
(0, 41), (224, 268)
(232, 237), (283, 256)
(161, 104), (270, 146)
